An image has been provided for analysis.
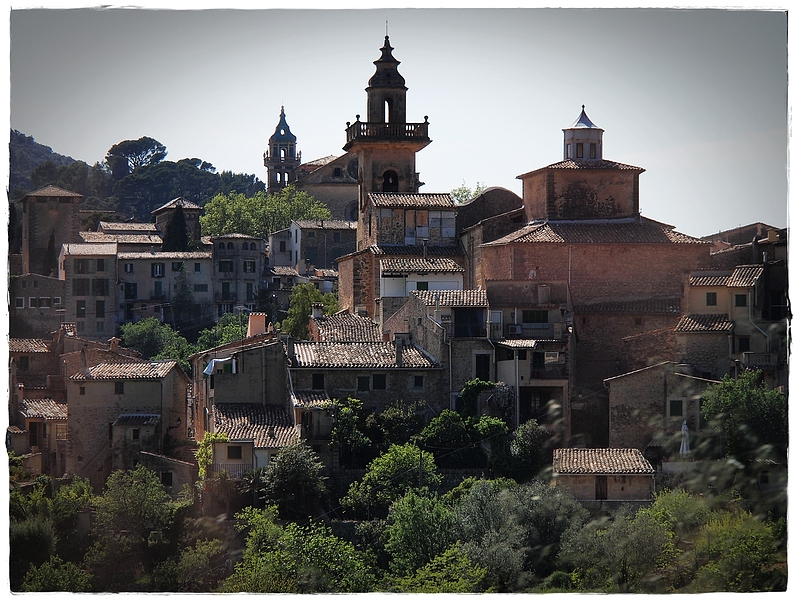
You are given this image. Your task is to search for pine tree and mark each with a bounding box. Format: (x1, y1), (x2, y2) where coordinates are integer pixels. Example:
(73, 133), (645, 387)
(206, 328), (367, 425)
(161, 204), (190, 251)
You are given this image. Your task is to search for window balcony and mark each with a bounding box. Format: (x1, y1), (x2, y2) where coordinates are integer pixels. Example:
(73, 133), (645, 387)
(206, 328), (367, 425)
(345, 120), (429, 145)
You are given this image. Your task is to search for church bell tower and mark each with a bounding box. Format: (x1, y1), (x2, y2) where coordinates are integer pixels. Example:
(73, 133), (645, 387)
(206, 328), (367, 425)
(264, 107), (302, 194)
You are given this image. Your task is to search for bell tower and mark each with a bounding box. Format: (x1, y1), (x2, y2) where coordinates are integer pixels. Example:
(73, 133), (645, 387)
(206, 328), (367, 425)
(343, 35), (431, 214)
(264, 106), (302, 194)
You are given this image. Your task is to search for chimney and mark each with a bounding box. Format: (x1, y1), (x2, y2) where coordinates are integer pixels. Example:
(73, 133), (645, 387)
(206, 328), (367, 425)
(767, 229), (778, 242)
(311, 303), (324, 319)
(108, 337), (120, 353)
(395, 338), (403, 366)
(247, 312), (267, 337)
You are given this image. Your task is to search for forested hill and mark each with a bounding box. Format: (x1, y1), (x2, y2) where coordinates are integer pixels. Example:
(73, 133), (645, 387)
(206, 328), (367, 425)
(9, 130), (76, 195)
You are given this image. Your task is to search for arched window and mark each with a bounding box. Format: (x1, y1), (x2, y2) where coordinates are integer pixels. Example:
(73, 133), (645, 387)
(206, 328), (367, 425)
(242, 242), (249, 250)
(218, 242), (225, 249)
(385, 99), (393, 123)
(227, 242), (234, 250)
(382, 170), (399, 192)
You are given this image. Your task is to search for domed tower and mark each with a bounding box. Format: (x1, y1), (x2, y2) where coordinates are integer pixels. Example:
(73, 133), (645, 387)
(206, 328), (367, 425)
(562, 105), (604, 161)
(264, 107), (302, 194)
(343, 35), (431, 213)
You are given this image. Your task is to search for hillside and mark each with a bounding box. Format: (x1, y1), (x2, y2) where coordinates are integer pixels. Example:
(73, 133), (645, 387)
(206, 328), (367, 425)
(9, 129), (76, 195)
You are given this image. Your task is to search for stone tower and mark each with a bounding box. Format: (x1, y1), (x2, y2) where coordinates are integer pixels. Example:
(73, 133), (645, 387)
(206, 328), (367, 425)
(264, 106), (302, 194)
(342, 35), (431, 222)
(21, 185), (82, 276)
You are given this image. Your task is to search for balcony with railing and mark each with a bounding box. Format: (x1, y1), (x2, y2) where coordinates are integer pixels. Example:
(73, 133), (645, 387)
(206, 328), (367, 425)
(210, 462), (253, 479)
(345, 119), (429, 146)
(741, 352), (781, 368)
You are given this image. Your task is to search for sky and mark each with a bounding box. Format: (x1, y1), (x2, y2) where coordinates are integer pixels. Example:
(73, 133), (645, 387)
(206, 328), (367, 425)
(4, 2), (790, 239)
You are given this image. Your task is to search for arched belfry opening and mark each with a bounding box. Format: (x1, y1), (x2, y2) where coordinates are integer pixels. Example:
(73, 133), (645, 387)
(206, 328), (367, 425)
(382, 170), (399, 192)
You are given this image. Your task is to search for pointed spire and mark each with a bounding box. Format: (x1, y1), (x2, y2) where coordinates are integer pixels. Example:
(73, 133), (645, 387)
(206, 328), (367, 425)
(570, 105), (599, 129)
(270, 106), (296, 143)
(369, 35), (406, 88)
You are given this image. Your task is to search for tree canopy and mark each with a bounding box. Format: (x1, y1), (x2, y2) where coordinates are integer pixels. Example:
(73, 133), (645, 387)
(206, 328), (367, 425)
(280, 283), (339, 339)
(105, 136), (167, 180)
(450, 180), (486, 204)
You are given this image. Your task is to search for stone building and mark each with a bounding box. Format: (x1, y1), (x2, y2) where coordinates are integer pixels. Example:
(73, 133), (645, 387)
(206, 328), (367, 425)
(152, 197), (202, 243)
(293, 153), (360, 221)
(9, 273), (66, 338)
(210, 233), (266, 316)
(21, 185), (83, 276)
(289, 219), (357, 270)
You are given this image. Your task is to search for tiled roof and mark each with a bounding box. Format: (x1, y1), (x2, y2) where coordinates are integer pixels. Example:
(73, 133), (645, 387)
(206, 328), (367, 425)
(368, 193), (456, 208)
(7, 425), (26, 435)
(70, 360), (177, 380)
(728, 265), (764, 288)
(293, 219), (357, 230)
(269, 266), (300, 277)
(25, 185), (82, 198)
(381, 257), (465, 274)
(19, 398), (67, 421)
(674, 313), (733, 333)
(528, 158), (644, 173)
(690, 273), (730, 287)
(80, 232), (163, 244)
(212, 403), (297, 448)
(484, 217), (704, 246)
(299, 155), (338, 168)
(212, 233), (262, 240)
(496, 339), (538, 349)
(312, 268), (339, 278)
(118, 251), (212, 259)
(292, 390), (333, 409)
(61, 243), (118, 256)
(370, 244), (463, 257)
(152, 197), (201, 213)
(291, 341), (439, 369)
(9, 339), (51, 353)
(577, 297), (681, 314)
(411, 289), (489, 307)
(113, 413), (161, 427)
(553, 448), (654, 475)
(99, 221), (158, 233)
(311, 312), (382, 342)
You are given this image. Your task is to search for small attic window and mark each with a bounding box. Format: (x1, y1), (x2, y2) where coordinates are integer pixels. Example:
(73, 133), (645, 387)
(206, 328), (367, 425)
(566, 144), (571, 159)
(334, 167), (342, 178)
(576, 143), (583, 158)
(590, 143), (597, 159)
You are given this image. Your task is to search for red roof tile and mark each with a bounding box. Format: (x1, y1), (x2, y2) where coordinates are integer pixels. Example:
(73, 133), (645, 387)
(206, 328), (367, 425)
(292, 390), (333, 409)
(152, 197), (201, 213)
(99, 221), (158, 233)
(689, 273), (731, 287)
(80, 232), (163, 244)
(212, 403), (297, 448)
(674, 313), (733, 333)
(292, 341), (439, 369)
(113, 413), (161, 427)
(24, 185), (82, 198)
(411, 289), (489, 307)
(728, 265), (764, 288)
(368, 193), (455, 208)
(553, 448), (654, 474)
(9, 339), (51, 353)
(19, 398), (68, 420)
(70, 360), (177, 380)
(380, 257), (464, 274)
(311, 312), (382, 342)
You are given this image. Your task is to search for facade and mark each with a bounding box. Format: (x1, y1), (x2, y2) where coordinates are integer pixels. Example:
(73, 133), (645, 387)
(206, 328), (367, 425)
(552, 447), (655, 504)
(116, 251), (214, 324)
(289, 219), (357, 270)
(293, 154), (360, 221)
(58, 243), (118, 341)
(211, 234), (266, 316)
(152, 197), (202, 242)
(21, 185), (82, 276)
(9, 273), (66, 338)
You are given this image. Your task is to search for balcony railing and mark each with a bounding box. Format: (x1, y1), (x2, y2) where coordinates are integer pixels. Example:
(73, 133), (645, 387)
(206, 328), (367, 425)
(741, 352), (780, 367)
(345, 120), (429, 145)
(210, 463), (253, 479)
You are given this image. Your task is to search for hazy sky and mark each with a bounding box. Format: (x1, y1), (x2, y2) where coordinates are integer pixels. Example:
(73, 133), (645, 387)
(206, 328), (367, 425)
(6, 3), (789, 238)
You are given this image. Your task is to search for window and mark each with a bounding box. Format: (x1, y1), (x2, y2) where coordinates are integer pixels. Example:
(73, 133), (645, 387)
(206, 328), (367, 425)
(74, 259), (88, 274)
(373, 373), (387, 390)
(413, 375), (424, 388)
(114, 381), (125, 394)
(706, 292), (717, 306)
(56, 424), (67, 440)
(194, 262), (201, 272)
(227, 242), (234, 250)
(96, 258), (106, 272)
(333, 167), (342, 178)
(124, 263), (134, 273)
(416, 281), (429, 291)
(53, 297), (61, 306)
(576, 143), (583, 158)
(193, 284), (208, 292)
(161, 472), (173, 487)
(79, 386), (85, 395)
(279, 241), (286, 252)
(669, 399), (683, 417)
(218, 242), (225, 250)
(132, 428), (140, 440)
(243, 261), (256, 273)
(96, 300), (105, 318)
(92, 278), (110, 296)
(172, 262), (183, 272)
(308, 231), (315, 238)
(154, 281), (163, 296)
(73, 278), (90, 296)
(357, 376), (370, 391)
(590, 143), (597, 158)
(566, 143), (571, 159)
(152, 263), (165, 277)
(242, 242), (249, 250)
(735, 294), (747, 307)
(522, 310), (548, 324)
(227, 445), (242, 460)
(77, 321), (85, 334)
(76, 300), (86, 318)
(222, 281), (231, 300)
(246, 282), (255, 301)
(334, 232), (341, 243)
(736, 336), (751, 353)
(312, 374), (325, 390)
(219, 260), (234, 273)
(96, 321), (104, 334)
(18, 356), (29, 371)
(15, 298), (24, 309)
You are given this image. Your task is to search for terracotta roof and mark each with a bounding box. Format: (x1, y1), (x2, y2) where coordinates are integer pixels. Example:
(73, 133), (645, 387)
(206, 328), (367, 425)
(211, 233), (262, 240)
(117, 251), (211, 259)
(80, 232), (163, 244)
(70, 360), (177, 380)
(212, 403), (298, 448)
(62, 323), (77, 336)
(689, 273), (730, 287)
(299, 155), (338, 168)
(553, 448), (654, 475)
(269, 266), (300, 277)
(577, 297), (681, 314)
(152, 197), (201, 213)
(311, 312), (382, 342)
(674, 313), (733, 333)
(7, 425), (26, 435)
(381, 257), (465, 274)
(293, 219), (357, 230)
(496, 339), (538, 349)
(291, 341), (439, 369)
(113, 413), (161, 427)
(312, 268), (339, 278)
(292, 390), (333, 409)
(9, 339), (51, 353)
(728, 265), (764, 288)
(484, 217), (704, 246)
(529, 158), (644, 173)
(61, 243), (118, 256)
(368, 193), (456, 208)
(99, 221), (158, 233)
(370, 244), (463, 257)
(411, 289), (489, 307)
(19, 398), (67, 421)
(25, 185), (82, 198)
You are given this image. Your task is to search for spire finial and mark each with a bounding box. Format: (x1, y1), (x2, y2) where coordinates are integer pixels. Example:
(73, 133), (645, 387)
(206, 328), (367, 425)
(386, 20), (388, 36)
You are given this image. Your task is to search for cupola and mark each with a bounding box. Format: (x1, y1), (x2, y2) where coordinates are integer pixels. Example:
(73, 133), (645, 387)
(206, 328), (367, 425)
(563, 105), (604, 161)
(366, 36), (407, 124)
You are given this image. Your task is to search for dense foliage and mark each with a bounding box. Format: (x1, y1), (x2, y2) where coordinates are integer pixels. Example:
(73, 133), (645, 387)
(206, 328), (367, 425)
(280, 283), (339, 339)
